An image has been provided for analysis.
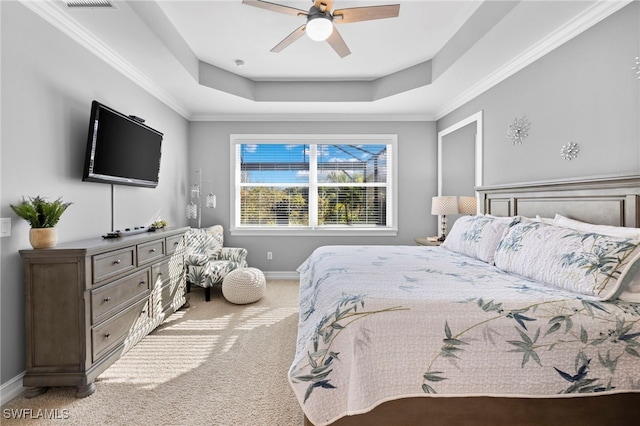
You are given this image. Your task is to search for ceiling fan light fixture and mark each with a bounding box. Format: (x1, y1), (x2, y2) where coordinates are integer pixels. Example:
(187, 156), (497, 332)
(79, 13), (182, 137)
(306, 15), (333, 41)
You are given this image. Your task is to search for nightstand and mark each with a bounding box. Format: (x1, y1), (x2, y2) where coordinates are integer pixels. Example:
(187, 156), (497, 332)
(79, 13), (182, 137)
(414, 237), (442, 246)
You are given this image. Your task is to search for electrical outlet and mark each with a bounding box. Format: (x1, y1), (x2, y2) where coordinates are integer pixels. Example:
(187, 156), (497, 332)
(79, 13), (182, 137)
(267, 251), (273, 260)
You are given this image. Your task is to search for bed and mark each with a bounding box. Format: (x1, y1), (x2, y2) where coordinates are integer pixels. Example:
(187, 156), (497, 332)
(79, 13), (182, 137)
(289, 174), (640, 426)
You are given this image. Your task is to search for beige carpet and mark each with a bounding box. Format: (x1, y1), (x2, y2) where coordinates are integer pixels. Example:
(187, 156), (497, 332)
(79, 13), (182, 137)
(2, 280), (304, 426)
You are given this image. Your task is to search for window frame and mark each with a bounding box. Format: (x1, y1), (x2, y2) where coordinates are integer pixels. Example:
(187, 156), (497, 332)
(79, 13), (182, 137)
(230, 134), (398, 236)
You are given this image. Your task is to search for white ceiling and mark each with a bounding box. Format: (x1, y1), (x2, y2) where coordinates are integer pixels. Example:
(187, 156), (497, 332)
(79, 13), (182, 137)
(29, 0), (630, 120)
(157, 0), (481, 81)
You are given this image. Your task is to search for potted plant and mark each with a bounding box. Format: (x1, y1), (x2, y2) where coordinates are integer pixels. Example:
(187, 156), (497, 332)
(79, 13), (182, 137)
(10, 196), (72, 248)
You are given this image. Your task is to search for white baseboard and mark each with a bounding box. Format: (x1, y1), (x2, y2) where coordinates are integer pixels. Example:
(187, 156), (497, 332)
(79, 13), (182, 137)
(1, 372), (24, 405)
(263, 271), (299, 280)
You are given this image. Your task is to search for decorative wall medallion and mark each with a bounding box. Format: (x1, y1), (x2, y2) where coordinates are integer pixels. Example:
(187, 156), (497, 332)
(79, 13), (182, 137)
(560, 142), (579, 160)
(507, 116), (530, 145)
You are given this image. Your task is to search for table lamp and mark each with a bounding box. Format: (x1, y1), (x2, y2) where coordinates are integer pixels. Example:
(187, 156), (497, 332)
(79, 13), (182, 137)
(431, 196), (458, 241)
(458, 196), (477, 215)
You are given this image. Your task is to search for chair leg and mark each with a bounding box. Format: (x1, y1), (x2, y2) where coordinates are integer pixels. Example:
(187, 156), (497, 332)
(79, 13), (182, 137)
(186, 282), (191, 293)
(205, 287), (211, 302)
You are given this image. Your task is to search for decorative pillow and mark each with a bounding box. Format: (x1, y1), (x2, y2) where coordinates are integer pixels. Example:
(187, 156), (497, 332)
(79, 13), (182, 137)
(616, 251), (640, 302)
(553, 214), (640, 239)
(494, 221), (640, 300)
(441, 215), (515, 264)
(206, 225), (225, 246)
(185, 229), (222, 261)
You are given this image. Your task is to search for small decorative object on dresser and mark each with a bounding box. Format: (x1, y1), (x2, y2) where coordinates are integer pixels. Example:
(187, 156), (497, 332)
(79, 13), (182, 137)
(20, 226), (189, 398)
(10, 196), (72, 248)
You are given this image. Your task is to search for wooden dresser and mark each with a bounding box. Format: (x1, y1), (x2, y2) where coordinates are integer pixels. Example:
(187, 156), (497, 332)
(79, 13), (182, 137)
(19, 226), (189, 398)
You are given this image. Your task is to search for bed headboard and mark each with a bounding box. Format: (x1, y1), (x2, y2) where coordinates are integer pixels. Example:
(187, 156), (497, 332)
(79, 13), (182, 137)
(476, 174), (640, 228)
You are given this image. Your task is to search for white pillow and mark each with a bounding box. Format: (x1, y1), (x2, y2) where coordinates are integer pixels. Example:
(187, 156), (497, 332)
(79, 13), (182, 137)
(441, 215), (514, 264)
(535, 215), (554, 224)
(548, 217), (640, 302)
(571, 215), (640, 300)
(553, 214), (640, 239)
(616, 251), (640, 302)
(494, 221), (640, 300)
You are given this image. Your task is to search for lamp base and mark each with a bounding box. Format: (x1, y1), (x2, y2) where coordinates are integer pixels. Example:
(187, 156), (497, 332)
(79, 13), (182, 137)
(438, 216), (448, 242)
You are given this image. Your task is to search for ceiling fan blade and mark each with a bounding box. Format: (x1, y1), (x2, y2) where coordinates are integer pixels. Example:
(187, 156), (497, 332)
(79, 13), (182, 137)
(333, 4), (400, 24)
(326, 26), (351, 58)
(242, 0), (307, 17)
(271, 25), (306, 53)
(313, 0), (335, 13)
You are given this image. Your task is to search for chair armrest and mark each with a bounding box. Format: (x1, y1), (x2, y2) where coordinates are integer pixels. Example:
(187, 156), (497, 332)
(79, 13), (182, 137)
(219, 247), (248, 266)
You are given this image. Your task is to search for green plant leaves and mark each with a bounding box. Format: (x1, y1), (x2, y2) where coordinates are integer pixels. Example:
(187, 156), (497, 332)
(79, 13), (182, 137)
(10, 196), (71, 228)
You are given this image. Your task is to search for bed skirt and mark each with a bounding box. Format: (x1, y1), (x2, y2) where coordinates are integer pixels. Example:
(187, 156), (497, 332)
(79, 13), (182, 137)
(304, 393), (639, 426)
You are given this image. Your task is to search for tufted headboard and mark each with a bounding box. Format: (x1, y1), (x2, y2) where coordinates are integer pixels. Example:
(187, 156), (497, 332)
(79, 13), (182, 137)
(477, 174), (640, 228)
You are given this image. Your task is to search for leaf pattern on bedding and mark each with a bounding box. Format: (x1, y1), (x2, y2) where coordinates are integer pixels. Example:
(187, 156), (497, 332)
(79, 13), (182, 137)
(290, 293), (408, 403)
(559, 232), (639, 295)
(422, 297), (640, 394)
(494, 221), (640, 299)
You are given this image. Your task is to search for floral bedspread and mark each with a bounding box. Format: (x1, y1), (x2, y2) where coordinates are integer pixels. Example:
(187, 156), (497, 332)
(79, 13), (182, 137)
(290, 245), (640, 426)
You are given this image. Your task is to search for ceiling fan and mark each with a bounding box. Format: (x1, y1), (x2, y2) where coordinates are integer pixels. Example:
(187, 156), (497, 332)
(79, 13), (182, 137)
(242, 0), (400, 58)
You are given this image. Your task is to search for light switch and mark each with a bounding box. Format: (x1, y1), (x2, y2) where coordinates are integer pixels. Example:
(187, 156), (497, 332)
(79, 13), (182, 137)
(1, 218), (11, 237)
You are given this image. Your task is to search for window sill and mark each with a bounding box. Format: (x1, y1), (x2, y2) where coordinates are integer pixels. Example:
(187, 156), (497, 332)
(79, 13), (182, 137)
(230, 227), (399, 237)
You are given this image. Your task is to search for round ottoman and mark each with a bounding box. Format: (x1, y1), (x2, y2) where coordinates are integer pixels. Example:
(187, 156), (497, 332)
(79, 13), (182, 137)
(222, 267), (266, 304)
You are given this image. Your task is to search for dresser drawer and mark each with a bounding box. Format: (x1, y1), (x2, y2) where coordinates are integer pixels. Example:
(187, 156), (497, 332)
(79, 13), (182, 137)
(91, 269), (150, 324)
(152, 259), (170, 288)
(93, 247), (136, 283)
(137, 239), (165, 266)
(165, 234), (183, 255)
(160, 279), (182, 313)
(92, 298), (149, 362)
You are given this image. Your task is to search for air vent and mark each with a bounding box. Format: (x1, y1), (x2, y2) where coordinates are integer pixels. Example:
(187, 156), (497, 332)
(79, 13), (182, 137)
(63, 0), (115, 8)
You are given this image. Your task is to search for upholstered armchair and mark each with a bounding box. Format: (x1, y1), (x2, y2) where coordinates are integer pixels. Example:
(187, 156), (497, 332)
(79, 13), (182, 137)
(184, 225), (248, 301)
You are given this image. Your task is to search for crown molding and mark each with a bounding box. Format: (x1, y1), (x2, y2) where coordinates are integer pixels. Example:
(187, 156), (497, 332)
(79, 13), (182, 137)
(434, 0), (632, 120)
(20, 0), (192, 119)
(19, 0), (631, 122)
(189, 113), (435, 122)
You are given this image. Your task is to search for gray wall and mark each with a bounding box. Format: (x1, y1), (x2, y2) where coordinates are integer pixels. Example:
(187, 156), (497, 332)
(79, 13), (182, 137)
(1, 2), (189, 385)
(188, 121), (437, 273)
(438, 3), (640, 185)
(442, 122), (476, 198)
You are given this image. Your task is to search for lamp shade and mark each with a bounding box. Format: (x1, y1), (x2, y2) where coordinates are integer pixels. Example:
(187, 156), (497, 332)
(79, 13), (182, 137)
(431, 196), (458, 215)
(458, 196), (477, 215)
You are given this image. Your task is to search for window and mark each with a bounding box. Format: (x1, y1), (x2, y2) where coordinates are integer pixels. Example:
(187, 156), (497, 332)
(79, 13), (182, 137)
(231, 134), (397, 236)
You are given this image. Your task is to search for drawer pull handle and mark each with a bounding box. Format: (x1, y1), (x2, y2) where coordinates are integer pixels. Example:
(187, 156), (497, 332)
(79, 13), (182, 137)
(104, 297), (111, 302)
(150, 248), (156, 253)
(142, 309), (147, 314)
(114, 259), (121, 265)
(104, 333), (111, 339)
(174, 241), (179, 246)
(139, 280), (146, 285)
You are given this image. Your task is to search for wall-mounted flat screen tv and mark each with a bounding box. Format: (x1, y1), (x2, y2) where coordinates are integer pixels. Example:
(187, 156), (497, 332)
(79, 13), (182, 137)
(82, 100), (163, 188)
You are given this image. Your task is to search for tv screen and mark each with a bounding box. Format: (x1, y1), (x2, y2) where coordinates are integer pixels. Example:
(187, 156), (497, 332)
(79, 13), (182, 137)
(82, 100), (163, 188)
